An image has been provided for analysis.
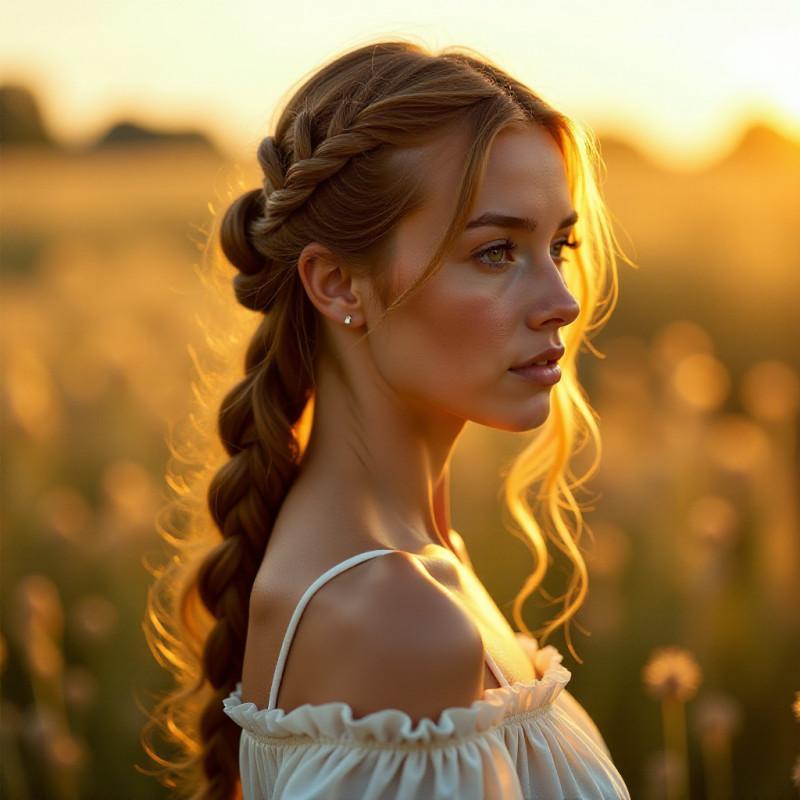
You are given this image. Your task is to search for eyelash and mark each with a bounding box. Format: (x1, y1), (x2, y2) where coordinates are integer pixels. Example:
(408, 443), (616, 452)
(551, 238), (581, 260)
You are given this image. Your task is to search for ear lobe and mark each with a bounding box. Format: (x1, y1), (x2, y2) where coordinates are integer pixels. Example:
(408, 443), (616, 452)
(297, 242), (362, 326)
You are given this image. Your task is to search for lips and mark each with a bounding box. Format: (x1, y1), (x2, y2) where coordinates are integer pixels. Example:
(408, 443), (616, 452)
(512, 345), (566, 371)
(509, 345), (566, 387)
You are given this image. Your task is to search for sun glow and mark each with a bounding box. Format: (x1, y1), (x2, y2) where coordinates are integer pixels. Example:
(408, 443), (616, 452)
(1, 0), (798, 167)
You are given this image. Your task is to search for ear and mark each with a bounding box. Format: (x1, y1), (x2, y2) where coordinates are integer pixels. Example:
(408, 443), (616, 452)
(297, 242), (364, 327)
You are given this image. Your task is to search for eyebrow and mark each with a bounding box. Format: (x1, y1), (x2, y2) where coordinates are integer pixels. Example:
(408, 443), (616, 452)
(466, 210), (578, 233)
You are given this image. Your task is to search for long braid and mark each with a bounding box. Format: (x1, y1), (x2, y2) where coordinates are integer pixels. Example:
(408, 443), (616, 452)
(192, 244), (314, 798)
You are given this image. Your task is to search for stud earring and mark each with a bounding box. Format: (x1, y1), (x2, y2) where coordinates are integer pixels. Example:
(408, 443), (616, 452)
(344, 314), (352, 326)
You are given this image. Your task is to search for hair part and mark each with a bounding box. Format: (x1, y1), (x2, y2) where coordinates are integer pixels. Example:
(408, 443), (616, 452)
(143, 40), (621, 800)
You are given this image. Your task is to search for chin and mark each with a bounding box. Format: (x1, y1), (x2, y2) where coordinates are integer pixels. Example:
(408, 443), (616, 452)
(480, 396), (553, 434)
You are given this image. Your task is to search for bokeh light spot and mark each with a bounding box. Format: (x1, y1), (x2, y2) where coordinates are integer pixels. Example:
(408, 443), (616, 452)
(707, 414), (770, 472)
(740, 360), (800, 422)
(672, 353), (731, 410)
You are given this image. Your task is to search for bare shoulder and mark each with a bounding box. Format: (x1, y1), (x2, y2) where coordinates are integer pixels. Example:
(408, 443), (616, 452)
(277, 551), (485, 721)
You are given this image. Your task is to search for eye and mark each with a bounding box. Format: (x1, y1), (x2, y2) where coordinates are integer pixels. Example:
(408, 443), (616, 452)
(474, 239), (518, 270)
(550, 237), (581, 261)
(483, 247), (508, 263)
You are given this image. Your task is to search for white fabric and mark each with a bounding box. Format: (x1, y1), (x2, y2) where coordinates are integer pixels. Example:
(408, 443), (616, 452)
(224, 551), (629, 799)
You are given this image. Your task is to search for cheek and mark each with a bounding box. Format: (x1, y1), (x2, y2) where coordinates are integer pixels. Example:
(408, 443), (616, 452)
(382, 281), (518, 383)
(432, 295), (512, 357)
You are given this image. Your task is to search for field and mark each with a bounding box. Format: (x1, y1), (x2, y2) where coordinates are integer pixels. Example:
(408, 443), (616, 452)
(1, 130), (799, 799)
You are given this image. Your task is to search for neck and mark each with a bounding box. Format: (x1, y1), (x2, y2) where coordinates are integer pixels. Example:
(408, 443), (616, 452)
(297, 351), (464, 552)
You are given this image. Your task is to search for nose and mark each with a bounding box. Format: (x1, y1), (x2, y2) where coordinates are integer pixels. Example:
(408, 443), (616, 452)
(525, 266), (580, 330)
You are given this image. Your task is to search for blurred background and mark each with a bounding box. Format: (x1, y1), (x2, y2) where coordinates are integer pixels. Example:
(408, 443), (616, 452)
(1, 1), (798, 798)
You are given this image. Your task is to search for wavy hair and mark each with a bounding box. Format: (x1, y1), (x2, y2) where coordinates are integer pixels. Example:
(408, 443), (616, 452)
(143, 41), (620, 800)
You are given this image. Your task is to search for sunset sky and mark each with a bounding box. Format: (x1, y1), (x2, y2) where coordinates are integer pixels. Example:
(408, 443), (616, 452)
(2, 0), (798, 167)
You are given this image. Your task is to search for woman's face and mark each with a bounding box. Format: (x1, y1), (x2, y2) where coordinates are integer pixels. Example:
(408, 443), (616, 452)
(362, 123), (580, 433)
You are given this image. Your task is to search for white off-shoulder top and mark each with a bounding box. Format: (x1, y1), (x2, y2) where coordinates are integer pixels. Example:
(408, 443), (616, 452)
(223, 549), (629, 799)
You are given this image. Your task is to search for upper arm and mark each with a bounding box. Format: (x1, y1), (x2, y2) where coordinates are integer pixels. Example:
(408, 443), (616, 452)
(277, 552), (486, 721)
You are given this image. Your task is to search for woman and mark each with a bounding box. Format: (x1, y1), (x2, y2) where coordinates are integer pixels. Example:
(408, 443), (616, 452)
(146, 41), (628, 799)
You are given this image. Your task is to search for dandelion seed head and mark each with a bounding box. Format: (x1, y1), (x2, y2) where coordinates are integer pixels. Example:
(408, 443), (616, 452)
(642, 646), (703, 702)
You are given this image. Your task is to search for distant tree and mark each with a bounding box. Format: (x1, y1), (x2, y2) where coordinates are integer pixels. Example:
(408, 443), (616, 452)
(727, 123), (800, 167)
(94, 121), (217, 152)
(0, 85), (56, 147)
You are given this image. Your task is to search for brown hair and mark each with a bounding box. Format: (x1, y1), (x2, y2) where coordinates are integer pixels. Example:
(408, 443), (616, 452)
(144, 41), (619, 800)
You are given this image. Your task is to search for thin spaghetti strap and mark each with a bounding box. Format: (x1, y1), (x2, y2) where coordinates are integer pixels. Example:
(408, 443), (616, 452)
(267, 549), (396, 710)
(484, 649), (511, 688)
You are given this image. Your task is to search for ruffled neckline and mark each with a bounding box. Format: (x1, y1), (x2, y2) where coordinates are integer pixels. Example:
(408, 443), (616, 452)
(224, 638), (571, 746)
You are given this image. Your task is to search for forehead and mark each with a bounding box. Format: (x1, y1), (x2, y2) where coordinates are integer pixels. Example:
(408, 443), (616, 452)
(416, 123), (573, 226)
(476, 125), (571, 214)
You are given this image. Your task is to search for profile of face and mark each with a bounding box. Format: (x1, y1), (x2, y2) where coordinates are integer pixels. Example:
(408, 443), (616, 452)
(357, 123), (581, 434)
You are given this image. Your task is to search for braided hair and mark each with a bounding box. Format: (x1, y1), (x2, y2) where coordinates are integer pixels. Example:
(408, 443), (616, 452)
(144, 41), (618, 800)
